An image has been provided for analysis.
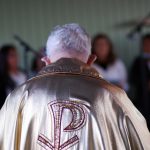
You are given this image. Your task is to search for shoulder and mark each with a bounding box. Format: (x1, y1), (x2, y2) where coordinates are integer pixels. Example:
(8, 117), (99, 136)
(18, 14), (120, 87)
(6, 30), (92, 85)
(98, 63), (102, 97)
(98, 78), (125, 98)
(4, 83), (28, 110)
(99, 78), (145, 121)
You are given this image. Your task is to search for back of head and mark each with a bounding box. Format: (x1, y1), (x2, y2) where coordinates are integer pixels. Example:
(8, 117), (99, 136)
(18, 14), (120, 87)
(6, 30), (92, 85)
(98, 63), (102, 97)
(46, 23), (91, 63)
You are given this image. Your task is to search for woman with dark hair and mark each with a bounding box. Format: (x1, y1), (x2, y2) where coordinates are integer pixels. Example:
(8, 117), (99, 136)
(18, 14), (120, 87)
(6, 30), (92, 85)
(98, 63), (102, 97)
(92, 34), (128, 90)
(0, 44), (26, 108)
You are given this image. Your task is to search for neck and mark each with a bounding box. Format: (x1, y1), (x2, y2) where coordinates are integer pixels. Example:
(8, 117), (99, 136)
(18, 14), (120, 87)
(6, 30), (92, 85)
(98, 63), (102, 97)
(50, 53), (88, 63)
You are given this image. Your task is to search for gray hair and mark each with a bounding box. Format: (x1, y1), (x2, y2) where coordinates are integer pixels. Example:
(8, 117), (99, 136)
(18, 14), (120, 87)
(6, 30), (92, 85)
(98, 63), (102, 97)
(46, 23), (91, 62)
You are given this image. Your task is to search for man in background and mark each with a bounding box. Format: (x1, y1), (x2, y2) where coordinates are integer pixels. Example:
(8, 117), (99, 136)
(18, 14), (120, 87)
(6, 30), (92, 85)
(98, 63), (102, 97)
(130, 34), (150, 130)
(0, 24), (150, 150)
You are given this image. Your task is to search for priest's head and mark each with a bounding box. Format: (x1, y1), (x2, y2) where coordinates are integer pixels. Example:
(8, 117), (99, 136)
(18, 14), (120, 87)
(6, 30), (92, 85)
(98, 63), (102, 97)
(42, 23), (96, 65)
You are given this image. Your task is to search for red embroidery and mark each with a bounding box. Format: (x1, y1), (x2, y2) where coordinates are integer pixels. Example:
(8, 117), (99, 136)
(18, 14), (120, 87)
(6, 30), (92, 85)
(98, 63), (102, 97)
(38, 100), (87, 150)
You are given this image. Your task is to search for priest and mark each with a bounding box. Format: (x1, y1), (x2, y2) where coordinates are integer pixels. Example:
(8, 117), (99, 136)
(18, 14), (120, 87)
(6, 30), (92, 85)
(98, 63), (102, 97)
(0, 23), (150, 150)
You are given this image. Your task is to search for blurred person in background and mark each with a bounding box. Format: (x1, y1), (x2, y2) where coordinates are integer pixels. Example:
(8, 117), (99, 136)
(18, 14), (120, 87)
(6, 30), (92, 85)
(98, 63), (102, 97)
(130, 34), (150, 129)
(92, 34), (128, 90)
(0, 44), (26, 108)
(30, 47), (45, 77)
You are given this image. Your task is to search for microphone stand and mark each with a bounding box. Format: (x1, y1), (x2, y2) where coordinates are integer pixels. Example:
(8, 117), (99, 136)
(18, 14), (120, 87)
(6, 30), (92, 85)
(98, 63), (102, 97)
(14, 35), (39, 78)
(127, 12), (150, 39)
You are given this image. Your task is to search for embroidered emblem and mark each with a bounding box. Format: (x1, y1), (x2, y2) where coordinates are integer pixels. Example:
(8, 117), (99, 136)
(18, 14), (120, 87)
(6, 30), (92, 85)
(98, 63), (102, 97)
(38, 100), (87, 150)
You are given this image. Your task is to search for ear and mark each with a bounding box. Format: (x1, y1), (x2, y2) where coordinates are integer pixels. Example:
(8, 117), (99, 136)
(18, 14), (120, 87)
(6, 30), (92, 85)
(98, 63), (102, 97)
(86, 54), (97, 66)
(41, 56), (51, 65)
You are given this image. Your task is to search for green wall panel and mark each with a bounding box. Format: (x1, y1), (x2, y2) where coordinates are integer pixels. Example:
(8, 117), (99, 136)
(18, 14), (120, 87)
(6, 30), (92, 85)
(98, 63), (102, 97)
(0, 0), (150, 68)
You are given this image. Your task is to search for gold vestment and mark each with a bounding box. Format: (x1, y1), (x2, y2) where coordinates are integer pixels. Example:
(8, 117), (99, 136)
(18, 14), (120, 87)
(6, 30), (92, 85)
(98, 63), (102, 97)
(0, 58), (150, 150)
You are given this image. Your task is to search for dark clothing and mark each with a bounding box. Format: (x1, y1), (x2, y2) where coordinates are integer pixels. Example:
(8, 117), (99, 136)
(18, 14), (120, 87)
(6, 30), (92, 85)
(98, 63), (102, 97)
(130, 56), (150, 129)
(0, 75), (16, 109)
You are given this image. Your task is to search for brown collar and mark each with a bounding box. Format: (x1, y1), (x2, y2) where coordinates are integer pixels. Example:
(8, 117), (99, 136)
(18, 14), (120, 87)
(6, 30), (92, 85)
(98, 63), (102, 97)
(38, 58), (101, 78)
